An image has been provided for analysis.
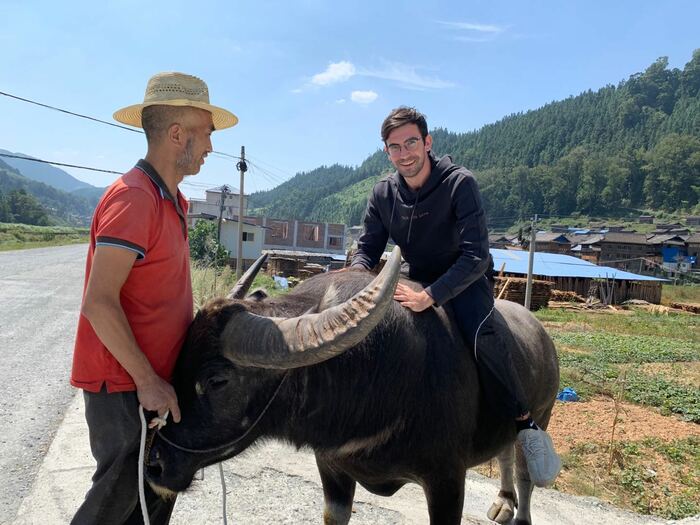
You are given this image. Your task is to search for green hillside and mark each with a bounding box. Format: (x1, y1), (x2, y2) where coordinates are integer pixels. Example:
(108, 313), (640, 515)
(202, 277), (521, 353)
(0, 159), (96, 226)
(249, 51), (700, 226)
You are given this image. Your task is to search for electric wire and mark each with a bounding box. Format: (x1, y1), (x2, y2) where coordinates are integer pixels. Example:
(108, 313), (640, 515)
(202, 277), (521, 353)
(0, 152), (122, 175)
(0, 90), (143, 134)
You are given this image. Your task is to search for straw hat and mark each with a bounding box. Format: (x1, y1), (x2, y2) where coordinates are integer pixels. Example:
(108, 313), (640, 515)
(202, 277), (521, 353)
(113, 72), (238, 130)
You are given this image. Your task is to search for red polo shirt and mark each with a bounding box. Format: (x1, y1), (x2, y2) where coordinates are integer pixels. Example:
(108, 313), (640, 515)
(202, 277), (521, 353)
(71, 160), (193, 393)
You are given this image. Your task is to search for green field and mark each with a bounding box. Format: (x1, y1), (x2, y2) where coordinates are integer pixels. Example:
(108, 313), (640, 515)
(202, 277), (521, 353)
(535, 307), (699, 518)
(0, 222), (89, 251)
(662, 284), (700, 305)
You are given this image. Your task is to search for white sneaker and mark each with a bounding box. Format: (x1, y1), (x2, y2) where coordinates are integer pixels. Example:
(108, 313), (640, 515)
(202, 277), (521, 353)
(517, 428), (562, 487)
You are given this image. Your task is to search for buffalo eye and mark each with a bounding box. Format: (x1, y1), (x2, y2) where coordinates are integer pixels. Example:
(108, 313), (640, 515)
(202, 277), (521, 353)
(207, 376), (230, 392)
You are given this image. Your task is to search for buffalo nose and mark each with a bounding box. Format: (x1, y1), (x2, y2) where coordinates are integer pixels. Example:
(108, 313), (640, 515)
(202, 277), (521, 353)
(146, 443), (164, 479)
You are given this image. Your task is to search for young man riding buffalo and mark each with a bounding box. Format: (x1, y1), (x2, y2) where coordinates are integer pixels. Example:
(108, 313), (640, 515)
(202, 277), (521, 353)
(350, 106), (561, 486)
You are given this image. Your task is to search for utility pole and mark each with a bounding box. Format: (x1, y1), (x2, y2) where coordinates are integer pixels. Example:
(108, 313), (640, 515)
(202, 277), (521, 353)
(217, 185), (229, 243)
(524, 214), (538, 310)
(236, 146), (248, 278)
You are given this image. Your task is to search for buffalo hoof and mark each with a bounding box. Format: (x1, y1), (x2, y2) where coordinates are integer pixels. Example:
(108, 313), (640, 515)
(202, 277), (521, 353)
(486, 495), (515, 524)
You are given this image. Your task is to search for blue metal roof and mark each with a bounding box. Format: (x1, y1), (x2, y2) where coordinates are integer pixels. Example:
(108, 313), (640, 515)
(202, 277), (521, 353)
(490, 249), (666, 282)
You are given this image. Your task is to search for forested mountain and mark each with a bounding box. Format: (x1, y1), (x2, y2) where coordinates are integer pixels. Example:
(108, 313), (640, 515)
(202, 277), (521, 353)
(0, 149), (95, 192)
(0, 159), (96, 225)
(250, 51), (700, 227)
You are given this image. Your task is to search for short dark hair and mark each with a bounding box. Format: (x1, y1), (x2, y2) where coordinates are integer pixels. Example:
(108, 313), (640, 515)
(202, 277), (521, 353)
(381, 106), (428, 142)
(141, 105), (190, 145)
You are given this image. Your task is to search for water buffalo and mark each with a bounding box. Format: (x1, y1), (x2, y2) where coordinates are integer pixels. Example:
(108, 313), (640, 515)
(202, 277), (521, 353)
(146, 247), (560, 525)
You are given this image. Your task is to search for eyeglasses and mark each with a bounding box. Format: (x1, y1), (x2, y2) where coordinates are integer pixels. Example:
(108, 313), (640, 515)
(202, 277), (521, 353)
(386, 137), (423, 157)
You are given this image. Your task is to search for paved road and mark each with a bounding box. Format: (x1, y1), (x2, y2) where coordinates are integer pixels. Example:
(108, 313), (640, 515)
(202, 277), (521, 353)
(0, 244), (87, 523)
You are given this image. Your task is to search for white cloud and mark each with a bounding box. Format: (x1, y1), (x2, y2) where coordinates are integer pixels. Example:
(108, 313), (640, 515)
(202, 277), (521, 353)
(360, 61), (455, 90)
(350, 90), (378, 104)
(335, 98), (346, 104)
(298, 59), (453, 93)
(435, 20), (507, 43)
(311, 61), (356, 86)
(436, 21), (505, 33)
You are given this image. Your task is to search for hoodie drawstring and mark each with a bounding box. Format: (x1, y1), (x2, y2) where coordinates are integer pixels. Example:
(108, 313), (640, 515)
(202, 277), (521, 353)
(388, 188), (398, 243)
(406, 187), (421, 244)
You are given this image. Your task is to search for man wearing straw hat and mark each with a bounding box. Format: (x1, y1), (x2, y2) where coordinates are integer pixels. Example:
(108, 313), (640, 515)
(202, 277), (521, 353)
(70, 72), (237, 524)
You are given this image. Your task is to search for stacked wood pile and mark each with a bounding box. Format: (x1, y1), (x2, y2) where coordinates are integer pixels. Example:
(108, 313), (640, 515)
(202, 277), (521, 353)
(267, 257), (300, 277)
(550, 290), (586, 302)
(670, 302), (700, 314)
(494, 277), (553, 310)
(545, 276), (662, 304)
(297, 263), (327, 279)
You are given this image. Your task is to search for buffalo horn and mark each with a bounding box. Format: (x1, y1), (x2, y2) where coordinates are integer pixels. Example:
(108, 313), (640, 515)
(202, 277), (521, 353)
(220, 247), (401, 369)
(226, 253), (269, 299)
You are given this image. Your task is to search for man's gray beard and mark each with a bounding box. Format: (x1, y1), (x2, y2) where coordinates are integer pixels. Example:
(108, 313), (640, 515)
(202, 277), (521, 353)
(176, 138), (195, 175)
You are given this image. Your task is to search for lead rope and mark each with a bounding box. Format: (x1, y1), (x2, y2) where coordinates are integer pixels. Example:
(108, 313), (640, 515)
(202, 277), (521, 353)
(138, 406), (229, 525)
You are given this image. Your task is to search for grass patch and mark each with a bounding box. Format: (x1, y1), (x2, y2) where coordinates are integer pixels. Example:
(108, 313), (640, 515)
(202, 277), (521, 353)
(662, 284), (700, 305)
(550, 332), (699, 363)
(538, 308), (700, 422)
(536, 308), (699, 343)
(0, 222), (89, 250)
(561, 437), (700, 519)
(190, 263), (287, 309)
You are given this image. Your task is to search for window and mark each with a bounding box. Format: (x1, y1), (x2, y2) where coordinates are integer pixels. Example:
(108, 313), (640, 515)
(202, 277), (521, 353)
(328, 236), (342, 247)
(303, 224), (320, 242)
(243, 232), (254, 242)
(270, 221), (289, 239)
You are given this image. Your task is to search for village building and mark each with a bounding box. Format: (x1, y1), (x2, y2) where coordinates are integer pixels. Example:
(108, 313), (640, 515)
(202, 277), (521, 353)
(491, 248), (666, 304)
(187, 185), (246, 228)
(646, 233), (689, 272)
(522, 232), (572, 254)
(597, 232), (652, 273)
(569, 234), (604, 264)
(488, 233), (519, 249)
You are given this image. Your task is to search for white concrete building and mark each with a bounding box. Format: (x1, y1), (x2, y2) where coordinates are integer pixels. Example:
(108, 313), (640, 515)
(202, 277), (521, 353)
(187, 185), (247, 227)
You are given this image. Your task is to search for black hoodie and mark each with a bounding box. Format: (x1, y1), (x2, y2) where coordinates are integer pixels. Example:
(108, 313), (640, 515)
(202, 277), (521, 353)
(351, 152), (491, 306)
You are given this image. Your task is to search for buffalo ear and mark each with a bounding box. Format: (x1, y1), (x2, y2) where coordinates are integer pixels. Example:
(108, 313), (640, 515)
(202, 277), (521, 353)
(247, 289), (269, 302)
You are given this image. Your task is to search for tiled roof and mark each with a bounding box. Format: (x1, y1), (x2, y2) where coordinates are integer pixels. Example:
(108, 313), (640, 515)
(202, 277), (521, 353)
(600, 232), (649, 245)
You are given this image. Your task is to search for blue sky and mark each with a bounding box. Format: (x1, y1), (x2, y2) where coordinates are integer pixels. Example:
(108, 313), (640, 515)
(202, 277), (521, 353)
(1, 0), (699, 199)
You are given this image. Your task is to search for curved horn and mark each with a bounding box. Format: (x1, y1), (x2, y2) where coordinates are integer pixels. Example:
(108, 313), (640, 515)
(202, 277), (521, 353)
(221, 247), (402, 369)
(227, 253), (268, 299)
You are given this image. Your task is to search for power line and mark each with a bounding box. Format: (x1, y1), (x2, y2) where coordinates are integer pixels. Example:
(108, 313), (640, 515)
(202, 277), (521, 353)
(0, 90), (143, 134)
(0, 152), (122, 175)
(1, 90), (247, 166)
(210, 151), (241, 161)
(245, 154), (295, 182)
(0, 152), (223, 189)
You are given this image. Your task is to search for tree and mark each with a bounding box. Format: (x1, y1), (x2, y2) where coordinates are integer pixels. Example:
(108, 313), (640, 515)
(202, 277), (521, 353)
(8, 189), (49, 225)
(0, 190), (12, 223)
(644, 133), (700, 210)
(189, 220), (229, 267)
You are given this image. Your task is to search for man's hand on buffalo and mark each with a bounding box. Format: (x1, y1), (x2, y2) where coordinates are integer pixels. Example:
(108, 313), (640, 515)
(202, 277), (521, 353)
(394, 282), (435, 312)
(136, 373), (181, 426)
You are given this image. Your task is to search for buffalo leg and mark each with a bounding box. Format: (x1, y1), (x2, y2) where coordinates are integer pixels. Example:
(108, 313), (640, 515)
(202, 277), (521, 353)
(487, 446), (518, 524)
(316, 455), (356, 525)
(423, 468), (466, 525)
(513, 445), (534, 525)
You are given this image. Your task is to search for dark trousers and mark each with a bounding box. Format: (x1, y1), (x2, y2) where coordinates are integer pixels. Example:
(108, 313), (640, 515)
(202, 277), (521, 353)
(449, 275), (529, 420)
(71, 387), (176, 525)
